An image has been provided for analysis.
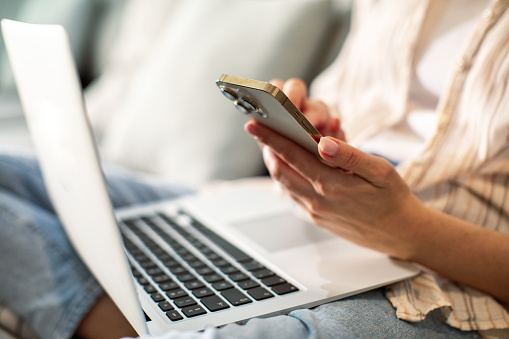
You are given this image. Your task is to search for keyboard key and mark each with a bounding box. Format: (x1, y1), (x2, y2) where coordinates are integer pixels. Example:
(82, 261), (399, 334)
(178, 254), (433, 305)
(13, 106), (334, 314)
(188, 260), (206, 269)
(158, 301), (174, 311)
(174, 296), (197, 308)
(262, 276), (286, 287)
(238, 279), (260, 290)
(197, 245), (212, 253)
(166, 310), (183, 321)
(272, 283), (299, 295)
(242, 260), (265, 271)
(133, 253), (149, 262)
(175, 247), (190, 256)
(153, 274), (172, 284)
(252, 269), (275, 279)
(144, 285), (157, 293)
(177, 273), (197, 282)
(201, 295), (230, 312)
(195, 267), (215, 276)
(149, 247), (165, 257)
(146, 267), (164, 277)
(212, 259), (230, 267)
(189, 239), (204, 248)
(139, 260), (157, 269)
(182, 253), (197, 262)
(170, 266), (188, 275)
(185, 280), (205, 290)
(193, 287), (215, 298)
(229, 273), (249, 282)
(204, 274), (223, 283)
(156, 253), (173, 261)
(159, 281), (179, 291)
(182, 305), (207, 318)
(151, 293), (165, 302)
(205, 252), (221, 261)
(247, 287), (275, 301)
(221, 288), (252, 306)
(137, 277), (151, 286)
(167, 289), (188, 299)
(220, 265), (240, 275)
(163, 259), (180, 268)
(212, 281), (233, 291)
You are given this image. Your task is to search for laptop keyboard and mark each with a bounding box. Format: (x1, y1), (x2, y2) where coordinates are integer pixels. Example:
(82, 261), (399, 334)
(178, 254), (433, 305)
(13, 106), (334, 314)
(120, 211), (299, 322)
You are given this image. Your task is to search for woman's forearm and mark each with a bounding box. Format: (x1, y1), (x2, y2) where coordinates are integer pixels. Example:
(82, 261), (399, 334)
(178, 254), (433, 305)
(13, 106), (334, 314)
(406, 204), (509, 304)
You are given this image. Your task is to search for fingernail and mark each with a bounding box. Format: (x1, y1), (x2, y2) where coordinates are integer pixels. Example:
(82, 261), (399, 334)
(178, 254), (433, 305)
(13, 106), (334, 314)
(244, 121), (258, 136)
(319, 137), (339, 157)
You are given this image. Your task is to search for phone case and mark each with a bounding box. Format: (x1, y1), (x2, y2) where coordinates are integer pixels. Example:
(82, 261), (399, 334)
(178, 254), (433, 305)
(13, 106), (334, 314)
(216, 74), (322, 155)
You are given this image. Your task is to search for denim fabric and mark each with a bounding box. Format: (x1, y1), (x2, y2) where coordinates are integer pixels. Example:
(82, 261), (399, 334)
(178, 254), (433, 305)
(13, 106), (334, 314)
(0, 188), (103, 339)
(137, 289), (481, 339)
(0, 152), (480, 339)
(0, 152), (192, 339)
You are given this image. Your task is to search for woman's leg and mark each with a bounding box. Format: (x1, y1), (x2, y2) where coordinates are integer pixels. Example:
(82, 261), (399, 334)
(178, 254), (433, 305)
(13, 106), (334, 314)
(0, 151), (194, 211)
(0, 153), (482, 339)
(0, 188), (105, 339)
(0, 152), (193, 339)
(132, 289), (480, 339)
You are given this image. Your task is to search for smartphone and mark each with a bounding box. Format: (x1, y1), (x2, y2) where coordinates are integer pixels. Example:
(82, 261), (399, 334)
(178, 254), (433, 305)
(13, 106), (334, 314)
(216, 74), (322, 155)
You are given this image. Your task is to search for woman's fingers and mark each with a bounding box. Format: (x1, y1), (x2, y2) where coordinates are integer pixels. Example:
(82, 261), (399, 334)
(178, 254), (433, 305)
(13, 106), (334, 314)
(248, 119), (382, 186)
(262, 146), (316, 198)
(303, 99), (329, 128)
(270, 78), (307, 111)
(282, 78), (307, 111)
(245, 121), (367, 193)
(246, 121), (322, 178)
(269, 79), (284, 89)
(317, 137), (397, 187)
(270, 78), (344, 140)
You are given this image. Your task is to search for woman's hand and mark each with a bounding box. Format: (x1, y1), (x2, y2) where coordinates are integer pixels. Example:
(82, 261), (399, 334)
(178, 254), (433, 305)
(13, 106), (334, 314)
(245, 79), (419, 259)
(245, 121), (509, 303)
(246, 120), (422, 259)
(270, 78), (345, 141)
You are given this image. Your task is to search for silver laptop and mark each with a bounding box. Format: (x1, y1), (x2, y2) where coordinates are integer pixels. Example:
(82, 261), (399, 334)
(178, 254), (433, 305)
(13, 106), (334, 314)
(1, 19), (419, 336)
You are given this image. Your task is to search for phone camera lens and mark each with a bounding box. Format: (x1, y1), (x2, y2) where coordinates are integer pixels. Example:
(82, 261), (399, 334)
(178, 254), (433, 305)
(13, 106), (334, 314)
(234, 101), (249, 114)
(240, 98), (257, 112)
(220, 88), (238, 101)
(234, 97), (266, 117)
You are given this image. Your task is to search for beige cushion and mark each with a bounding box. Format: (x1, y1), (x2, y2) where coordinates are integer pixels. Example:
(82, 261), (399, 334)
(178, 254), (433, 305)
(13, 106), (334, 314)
(86, 0), (334, 188)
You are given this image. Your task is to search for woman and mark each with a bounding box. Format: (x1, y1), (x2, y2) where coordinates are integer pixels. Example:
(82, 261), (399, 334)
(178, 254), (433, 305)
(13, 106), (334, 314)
(1, 0), (508, 338)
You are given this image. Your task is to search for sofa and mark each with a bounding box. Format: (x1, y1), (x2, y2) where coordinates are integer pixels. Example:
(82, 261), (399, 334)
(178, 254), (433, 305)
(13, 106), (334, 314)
(0, 0), (351, 187)
(0, 1), (351, 336)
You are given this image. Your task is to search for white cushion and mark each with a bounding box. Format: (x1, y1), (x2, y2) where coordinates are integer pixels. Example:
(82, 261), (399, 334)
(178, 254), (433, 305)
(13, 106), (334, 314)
(87, 0), (333, 188)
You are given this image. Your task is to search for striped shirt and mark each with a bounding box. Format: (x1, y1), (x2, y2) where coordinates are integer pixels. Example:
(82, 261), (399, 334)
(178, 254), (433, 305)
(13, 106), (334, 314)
(311, 0), (509, 334)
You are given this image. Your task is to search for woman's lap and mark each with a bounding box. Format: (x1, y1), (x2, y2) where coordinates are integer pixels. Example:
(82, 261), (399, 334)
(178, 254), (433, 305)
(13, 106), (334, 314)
(0, 188), (103, 339)
(0, 152), (192, 338)
(0, 152), (480, 339)
(138, 289), (479, 339)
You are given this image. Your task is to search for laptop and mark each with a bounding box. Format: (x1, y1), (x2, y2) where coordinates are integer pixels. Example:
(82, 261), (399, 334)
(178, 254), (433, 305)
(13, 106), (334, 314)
(1, 19), (419, 336)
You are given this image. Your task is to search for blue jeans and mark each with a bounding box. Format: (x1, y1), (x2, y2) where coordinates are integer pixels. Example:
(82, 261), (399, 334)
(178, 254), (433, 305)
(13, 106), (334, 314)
(0, 152), (480, 339)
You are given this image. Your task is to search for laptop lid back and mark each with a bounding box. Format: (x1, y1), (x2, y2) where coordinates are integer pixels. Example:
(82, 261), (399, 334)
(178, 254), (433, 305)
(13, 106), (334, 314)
(1, 19), (148, 334)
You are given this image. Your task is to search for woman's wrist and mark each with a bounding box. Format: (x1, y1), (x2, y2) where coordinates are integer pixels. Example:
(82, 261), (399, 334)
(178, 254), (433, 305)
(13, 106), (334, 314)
(396, 202), (509, 303)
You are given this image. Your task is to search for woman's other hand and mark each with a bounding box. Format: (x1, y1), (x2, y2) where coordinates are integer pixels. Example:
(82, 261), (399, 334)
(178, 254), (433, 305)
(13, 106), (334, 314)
(270, 78), (345, 141)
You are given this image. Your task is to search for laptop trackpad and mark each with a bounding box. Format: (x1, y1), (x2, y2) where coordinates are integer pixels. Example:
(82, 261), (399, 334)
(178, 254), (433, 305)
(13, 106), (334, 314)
(233, 213), (333, 253)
